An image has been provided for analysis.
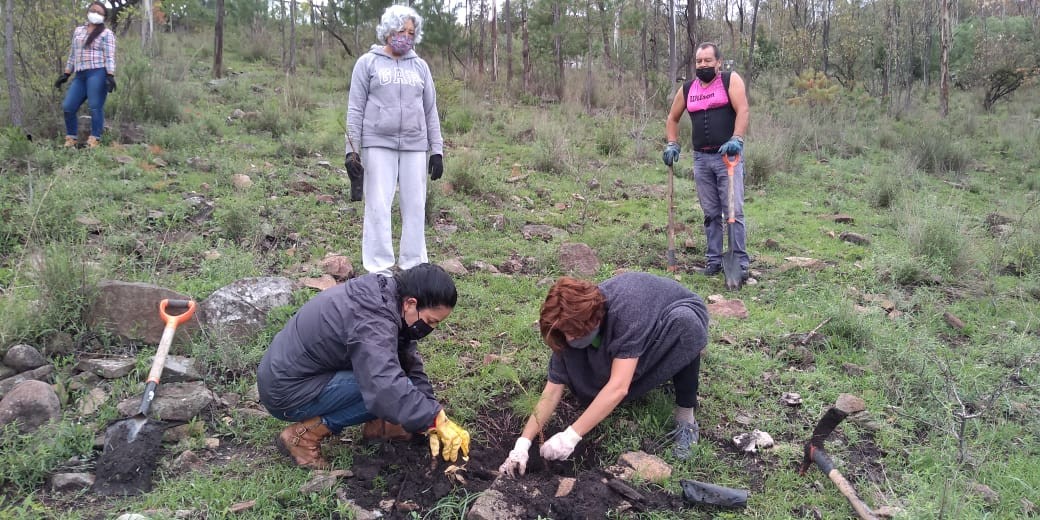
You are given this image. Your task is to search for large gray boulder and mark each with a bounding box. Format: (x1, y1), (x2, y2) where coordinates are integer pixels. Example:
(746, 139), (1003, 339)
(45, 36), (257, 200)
(198, 277), (296, 342)
(0, 380), (61, 433)
(116, 381), (215, 421)
(3, 344), (48, 372)
(0, 365), (54, 400)
(87, 280), (200, 346)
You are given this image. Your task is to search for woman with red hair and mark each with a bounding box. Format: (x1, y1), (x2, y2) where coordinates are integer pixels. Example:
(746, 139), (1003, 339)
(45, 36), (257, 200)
(499, 272), (709, 476)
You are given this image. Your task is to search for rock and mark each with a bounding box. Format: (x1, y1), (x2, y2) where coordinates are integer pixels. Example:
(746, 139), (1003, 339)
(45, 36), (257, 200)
(198, 277), (295, 342)
(172, 450), (205, 472)
(466, 489), (526, 520)
(555, 477), (577, 497)
(75, 357), (137, 379)
(822, 213), (855, 223)
(50, 472), (95, 492)
(521, 224), (569, 241)
(87, 281), (199, 345)
(0, 363), (13, 380)
(874, 505), (905, 518)
(780, 257), (827, 272)
(0, 380), (61, 433)
(944, 311), (966, 331)
(231, 174), (253, 190)
(707, 299), (749, 319)
(617, 451), (672, 483)
(321, 255), (354, 281)
(967, 481), (999, 505)
(0, 366), (54, 400)
(732, 429), (774, 452)
(835, 394), (867, 414)
(228, 500), (256, 513)
(301, 469), (354, 494)
(558, 243), (601, 277)
(438, 258), (469, 276)
(763, 238), (781, 249)
(244, 384), (260, 403)
(164, 421), (206, 443)
(1022, 498), (1036, 516)
(115, 514), (150, 520)
(781, 392), (803, 406)
(301, 275), (338, 291)
(155, 356), (203, 383)
(337, 499), (382, 520)
(116, 381), (214, 421)
(839, 231), (871, 246)
(842, 362), (866, 376)
(2, 344), (47, 372)
(488, 214), (506, 231)
(229, 109), (245, 119)
(41, 331), (75, 357)
(67, 370), (101, 392)
(77, 387), (108, 416)
(470, 261), (500, 274)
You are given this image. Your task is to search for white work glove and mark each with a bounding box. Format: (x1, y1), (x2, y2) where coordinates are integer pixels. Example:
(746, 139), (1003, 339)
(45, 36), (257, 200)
(539, 426), (582, 461)
(498, 437), (532, 477)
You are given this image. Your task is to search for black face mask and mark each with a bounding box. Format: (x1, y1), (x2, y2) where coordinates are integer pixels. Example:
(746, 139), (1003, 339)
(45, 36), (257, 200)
(696, 67), (717, 83)
(403, 306), (435, 340)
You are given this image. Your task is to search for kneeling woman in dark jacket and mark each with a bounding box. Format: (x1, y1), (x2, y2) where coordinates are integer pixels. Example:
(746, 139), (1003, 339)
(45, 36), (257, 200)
(499, 272), (709, 476)
(257, 263), (469, 469)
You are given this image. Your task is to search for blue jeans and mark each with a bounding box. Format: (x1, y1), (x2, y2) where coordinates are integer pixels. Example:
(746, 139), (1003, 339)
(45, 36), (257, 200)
(264, 371), (376, 434)
(693, 152), (749, 268)
(62, 68), (108, 139)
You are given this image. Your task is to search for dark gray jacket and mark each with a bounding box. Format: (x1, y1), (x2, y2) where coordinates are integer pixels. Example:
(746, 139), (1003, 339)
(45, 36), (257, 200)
(548, 272), (709, 404)
(257, 274), (439, 432)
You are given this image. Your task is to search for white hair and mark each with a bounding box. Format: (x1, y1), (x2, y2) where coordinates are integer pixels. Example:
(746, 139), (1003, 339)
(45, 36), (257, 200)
(376, 5), (423, 45)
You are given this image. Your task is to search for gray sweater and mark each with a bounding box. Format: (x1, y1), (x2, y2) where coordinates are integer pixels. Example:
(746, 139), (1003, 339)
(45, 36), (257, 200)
(548, 272), (709, 404)
(346, 45), (444, 155)
(256, 274), (440, 432)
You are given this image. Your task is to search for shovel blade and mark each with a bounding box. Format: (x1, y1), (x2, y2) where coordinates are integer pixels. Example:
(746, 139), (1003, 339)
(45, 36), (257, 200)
(723, 223), (743, 290)
(92, 418), (164, 496)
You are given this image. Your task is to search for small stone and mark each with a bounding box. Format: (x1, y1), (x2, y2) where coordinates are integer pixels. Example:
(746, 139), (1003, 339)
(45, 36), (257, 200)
(944, 312), (966, 331)
(967, 481), (999, 505)
(555, 477), (577, 497)
(874, 505), (905, 518)
(781, 392), (803, 406)
(228, 500), (256, 513)
(835, 394), (866, 414)
(231, 174), (253, 190)
(50, 472), (95, 492)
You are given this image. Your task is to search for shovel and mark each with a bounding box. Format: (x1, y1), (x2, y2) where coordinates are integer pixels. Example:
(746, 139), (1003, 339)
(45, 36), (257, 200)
(666, 163), (678, 272)
(722, 153), (743, 290)
(93, 299), (196, 496)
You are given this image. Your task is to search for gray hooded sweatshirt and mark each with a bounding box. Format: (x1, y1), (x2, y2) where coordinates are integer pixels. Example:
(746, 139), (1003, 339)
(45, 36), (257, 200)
(346, 45), (443, 155)
(256, 274), (440, 433)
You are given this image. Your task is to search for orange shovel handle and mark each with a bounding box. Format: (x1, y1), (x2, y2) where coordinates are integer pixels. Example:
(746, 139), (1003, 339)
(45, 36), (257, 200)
(723, 154), (741, 223)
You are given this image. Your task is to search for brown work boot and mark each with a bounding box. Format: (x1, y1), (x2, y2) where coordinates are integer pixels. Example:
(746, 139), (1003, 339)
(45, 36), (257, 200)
(63, 136), (77, 148)
(274, 417), (333, 469)
(86, 136), (100, 148)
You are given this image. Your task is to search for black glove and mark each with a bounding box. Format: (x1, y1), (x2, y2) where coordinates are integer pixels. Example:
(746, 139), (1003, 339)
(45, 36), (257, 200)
(345, 152), (364, 202)
(54, 73), (71, 89)
(428, 154), (443, 181)
(105, 74), (116, 93)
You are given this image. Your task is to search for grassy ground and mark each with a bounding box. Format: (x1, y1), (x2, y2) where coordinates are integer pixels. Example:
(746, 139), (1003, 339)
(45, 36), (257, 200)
(1, 30), (1039, 519)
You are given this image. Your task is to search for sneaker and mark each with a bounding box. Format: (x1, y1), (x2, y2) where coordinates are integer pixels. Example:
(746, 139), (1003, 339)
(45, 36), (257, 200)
(699, 264), (722, 276)
(86, 136), (100, 148)
(63, 136), (77, 148)
(665, 419), (699, 460)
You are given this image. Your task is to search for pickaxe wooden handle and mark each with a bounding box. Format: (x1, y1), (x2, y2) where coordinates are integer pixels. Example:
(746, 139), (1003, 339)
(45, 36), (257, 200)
(798, 394), (878, 520)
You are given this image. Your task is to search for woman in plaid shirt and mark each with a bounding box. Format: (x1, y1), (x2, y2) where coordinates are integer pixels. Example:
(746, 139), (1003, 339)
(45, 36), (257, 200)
(55, 1), (116, 148)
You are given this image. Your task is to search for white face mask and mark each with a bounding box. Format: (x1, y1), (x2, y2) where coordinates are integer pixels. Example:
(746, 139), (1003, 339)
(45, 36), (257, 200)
(88, 12), (104, 24)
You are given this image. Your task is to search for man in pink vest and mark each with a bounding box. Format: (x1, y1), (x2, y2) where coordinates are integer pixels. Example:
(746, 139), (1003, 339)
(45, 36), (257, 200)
(663, 42), (751, 280)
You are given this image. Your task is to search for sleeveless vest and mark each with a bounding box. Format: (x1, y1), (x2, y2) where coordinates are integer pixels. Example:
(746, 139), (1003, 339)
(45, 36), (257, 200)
(683, 72), (736, 151)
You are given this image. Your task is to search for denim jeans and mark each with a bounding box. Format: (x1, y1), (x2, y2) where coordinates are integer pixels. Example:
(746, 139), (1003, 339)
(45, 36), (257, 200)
(672, 355), (702, 409)
(264, 371), (376, 434)
(693, 151), (749, 268)
(62, 68), (108, 138)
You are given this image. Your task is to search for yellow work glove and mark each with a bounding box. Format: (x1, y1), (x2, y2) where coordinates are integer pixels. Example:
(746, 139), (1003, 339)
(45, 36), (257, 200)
(428, 409), (471, 462)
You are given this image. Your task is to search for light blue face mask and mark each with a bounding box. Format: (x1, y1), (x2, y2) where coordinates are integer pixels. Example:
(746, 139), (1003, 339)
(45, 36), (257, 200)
(568, 328), (599, 349)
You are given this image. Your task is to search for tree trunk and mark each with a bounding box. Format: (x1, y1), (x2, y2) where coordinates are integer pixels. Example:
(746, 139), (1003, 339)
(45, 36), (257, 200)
(288, 0), (298, 74)
(746, 0), (761, 96)
(311, 2), (320, 70)
(142, 0), (154, 48)
(553, 0), (564, 100)
(939, 0), (951, 117)
(522, 0), (531, 91)
(882, 0), (893, 100)
(685, 0), (698, 76)
(668, 0), (677, 85)
(213, 0), (224, 78)
(821, 0), (832, 74)
(478, 0), (487, 75)
(491, 1), (498, 81)
(281, 0), (287, 67)
(641, 0), (649, 94)
(4, 0), (23, 129)
(585, 0), (594, 113)
(596, 0), (612, 71)
(505, 0), (513, 86)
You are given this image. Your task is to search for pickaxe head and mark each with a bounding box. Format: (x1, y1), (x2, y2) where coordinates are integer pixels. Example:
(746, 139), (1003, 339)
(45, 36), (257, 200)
(799, 394), (866, 475)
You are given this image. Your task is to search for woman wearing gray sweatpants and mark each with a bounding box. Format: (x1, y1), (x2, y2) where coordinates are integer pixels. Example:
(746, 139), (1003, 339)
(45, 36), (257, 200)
(346, 5), (444, 276)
